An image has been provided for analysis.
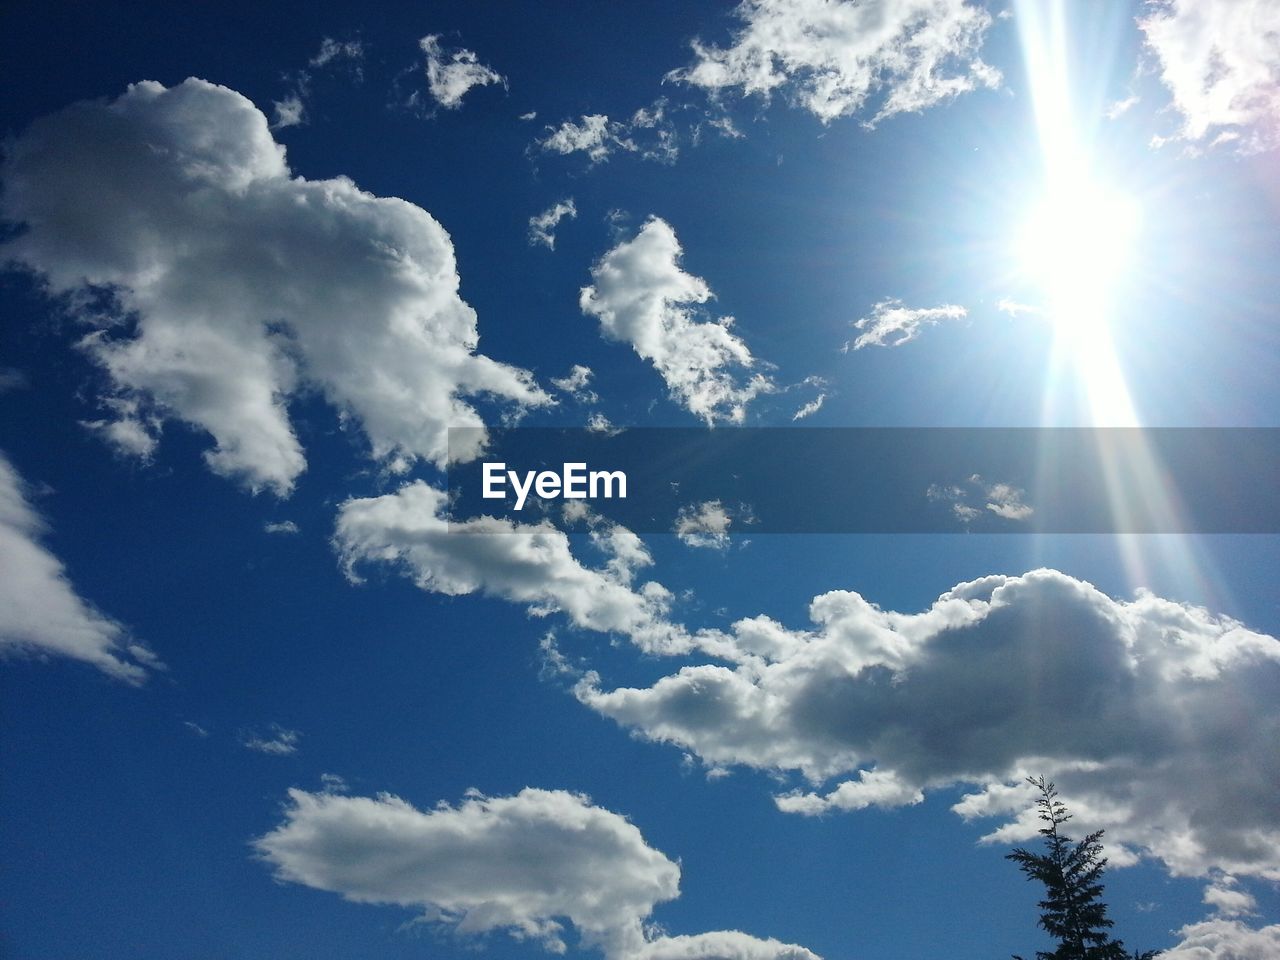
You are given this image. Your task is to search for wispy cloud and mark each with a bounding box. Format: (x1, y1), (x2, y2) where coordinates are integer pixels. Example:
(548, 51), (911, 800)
(418, 34), (505, 110)
(241, 724), (301, 756)
(848, 299), (967, 349)
(529, 198), (578, 250)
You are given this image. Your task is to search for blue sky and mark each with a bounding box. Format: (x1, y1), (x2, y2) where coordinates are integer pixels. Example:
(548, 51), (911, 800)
(2, 2), (1279, 959)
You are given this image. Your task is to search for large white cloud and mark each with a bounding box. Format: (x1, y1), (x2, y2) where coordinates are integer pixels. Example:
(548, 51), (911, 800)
(0, 453), (154, 682)
(575, 568), (1280, 879)
(334, 481), (704, 656)
(254, 786), (818, 960)
(1141, 0), (1280, 153)
(580, 218), (773, 423)
(668, 0), (1000, 124)
(0, 78), (549, 494)
(1162, 919), (1280, 959)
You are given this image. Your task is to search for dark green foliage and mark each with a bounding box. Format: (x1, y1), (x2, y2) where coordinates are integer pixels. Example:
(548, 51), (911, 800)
(1007, 777), (1157, 960)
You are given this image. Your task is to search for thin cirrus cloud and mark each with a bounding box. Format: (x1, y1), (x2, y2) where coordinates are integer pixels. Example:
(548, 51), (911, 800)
(668, 0), (1001, 125)
(0, 78), (550, 495)
(1140, 0), (1280, 153)
(848, 298), (968, 349)
(580, 217), (774, 424)
(575, 568), (1280, 880)
(253, 786), (819, 960)
(0, 452), (155, 683)
(419, 34), (506, 110)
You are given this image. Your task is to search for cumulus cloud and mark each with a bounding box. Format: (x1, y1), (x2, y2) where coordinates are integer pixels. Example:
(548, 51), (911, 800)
(241, 723), (301, 755)
(254, 786), (817, 960)
(580, 218), (773, 423)
(1202, 876), (1258, 918)
(334, 481), (703, 656)
(848, 298), (967, 349)
(575, 569), (1280, 879)
(0, 452), (153, 683)
(0, 78), (549, 494)
(1162, 919), (1280, 959)
(1140, 0), (1280, 153)
(529, 198), (578, 250)
(586, 412), (624, 436)
(419, 35), (506, 110)
(674, 500), (735, 549)
(538, 102), (679, 164)
(668, 0), (1000, 125)
(263, 520), (300, 535)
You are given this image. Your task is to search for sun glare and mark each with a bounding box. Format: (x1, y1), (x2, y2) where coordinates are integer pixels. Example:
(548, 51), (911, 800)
(1017, 177), (1140, 316)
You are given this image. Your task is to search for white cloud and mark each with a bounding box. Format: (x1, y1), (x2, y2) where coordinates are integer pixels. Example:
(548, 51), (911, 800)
(254, 786), (817, 960)
(241, 723), (301, 755)
(264, 520), (300, 535)
(668, 0), (1000, 125)
(1162, 919), (1280, 959)
(0, 78), (549, 495)
(334, 481), (701, 656)
(529, 198), (578, 250)
(538, 103), (678, 165)
(420, 35), (505, 109)
(575, 568), (1280, 879)
(1140, 0), (1280, 153)
(580, 218), (774, 423)
(674, 500), (734, 550)
(0, 452), (153, 683)
(586, 412), (624, 436)
(1203, 877), (1258, 918)
(551, 363), (599, 404)
(995, 297), (1043, 318)
(271, 92), (307, 129)
(791, 393), (825, 421)
(1106, 94), (1139, 120)
(310, 37), (365, 70)
(848, 298), (967, 349)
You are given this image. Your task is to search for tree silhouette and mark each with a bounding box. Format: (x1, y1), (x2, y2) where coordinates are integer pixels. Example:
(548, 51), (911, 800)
(1007, 776), (1156, 960)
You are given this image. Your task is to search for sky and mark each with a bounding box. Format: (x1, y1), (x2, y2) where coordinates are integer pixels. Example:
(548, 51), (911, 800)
(1, 1), (1279, 958)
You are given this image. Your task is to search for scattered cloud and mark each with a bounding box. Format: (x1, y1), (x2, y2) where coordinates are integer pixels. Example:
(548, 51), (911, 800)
(419, 34), (506, 110)
(264, 520), (300, 535)
(930, 475), (1032, 524)
(529, 198), (578, 250)
(551, 364), (599, 404)
(791, 393), (825, 421)
(995, 297), (1043, 318)
(0, 452), (153, 683)
(674, 500), (734, 550)
(1106, 94), (1139, 120)
(272, 36), (366, 129)
(1140, 0), (1280, 153)
(0, 78), (549, 495)
(580, 217), (774, 423)
(576, 569), (1280, 879)
(848, 298), (967, 349)
(586, 412), (624, 436)
(183, 721), (210, 737)
(241, 723), (301, 756)
(668, 0), (1001, 125)
(538, 102), (678, 165)
(254, 785), (818, 960)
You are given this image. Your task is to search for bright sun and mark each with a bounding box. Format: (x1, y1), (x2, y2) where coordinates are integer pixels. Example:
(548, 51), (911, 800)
(1017, 176), (1141, 320)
